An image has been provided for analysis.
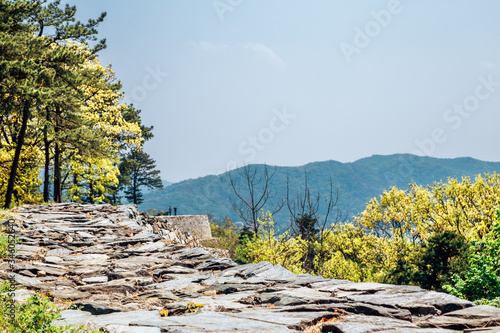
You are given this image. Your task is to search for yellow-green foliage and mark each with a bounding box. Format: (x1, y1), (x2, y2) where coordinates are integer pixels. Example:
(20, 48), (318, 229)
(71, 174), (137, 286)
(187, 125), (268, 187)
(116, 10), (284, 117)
(233, 174), (500, 289)
(319, 223), (391, 282)
(243, 212), (307, 274)
(431, 174), (500, 238)
(0, 139), (43, 207)
(67, 154), (120, 204)
(353, 174), (500, 283)
(356, 174), (500, 242)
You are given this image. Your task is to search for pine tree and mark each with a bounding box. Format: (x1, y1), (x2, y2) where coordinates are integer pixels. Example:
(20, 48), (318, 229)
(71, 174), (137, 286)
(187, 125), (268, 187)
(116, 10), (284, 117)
(0, 0), (106, 207)
(121, 149), (163, 205)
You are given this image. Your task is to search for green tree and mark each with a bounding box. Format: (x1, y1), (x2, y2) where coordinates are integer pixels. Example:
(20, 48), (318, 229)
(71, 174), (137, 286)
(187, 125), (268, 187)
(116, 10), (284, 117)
(412, 230), (470, 290)
(121, 148), (163, 205)
(0, 0), (106, 207)
(444, 218), (500, 302)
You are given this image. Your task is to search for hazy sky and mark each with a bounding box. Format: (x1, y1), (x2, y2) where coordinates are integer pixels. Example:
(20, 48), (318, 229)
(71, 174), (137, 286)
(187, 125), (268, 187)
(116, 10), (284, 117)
(68, 0), (500, 182)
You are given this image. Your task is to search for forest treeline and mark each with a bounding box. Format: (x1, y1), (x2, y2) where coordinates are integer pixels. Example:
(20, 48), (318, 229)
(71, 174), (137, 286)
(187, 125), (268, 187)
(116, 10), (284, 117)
(0, 0), (162, 208)
(204, 170), (500, 308)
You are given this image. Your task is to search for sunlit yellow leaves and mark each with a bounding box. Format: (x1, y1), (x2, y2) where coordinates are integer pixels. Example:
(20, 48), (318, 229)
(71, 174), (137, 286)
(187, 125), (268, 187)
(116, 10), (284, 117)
(0, 130), (43, 207)
(319, 223), (391, 282)
(66, 153), (120, 204)
(244, 212), (307, 274)
(78, 56), (142, 149)
(355, 174), (500, 243)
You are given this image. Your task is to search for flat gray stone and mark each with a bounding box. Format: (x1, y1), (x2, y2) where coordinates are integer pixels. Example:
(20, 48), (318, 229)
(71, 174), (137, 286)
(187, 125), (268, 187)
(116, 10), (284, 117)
(1, 288), (36, 302)
(146, 276), (201, 290)
(82, 276), (108, 283)
(130, 311), (300, 332)
(322, 314), (421, 333)
(51, 288), (92, 300)
(346, 290), (474, 315)
(15, 244), (46, 258)
(44, 256), (64, 264)
(8, 273), (42, 287)
(418, 305), (500, 330)
(247, 264), (297, 282)
(203, 283), (265, 295)
(32, 262), (66, 269)
(172, 247), (213, 261)
(77, 231), (96, 238)
(196, 258), (238, 271)
(46, 248), (72, 257)
(149, 265), (197, 276)
(63, 254), (109, 262)
(52, 309), (94, 326)
(77, 278), (141, 294)
(104, 325), (161, 333)
(82, 310), (160, 327)
(72, 302), (121, 315)
(125, 241), (166, 253)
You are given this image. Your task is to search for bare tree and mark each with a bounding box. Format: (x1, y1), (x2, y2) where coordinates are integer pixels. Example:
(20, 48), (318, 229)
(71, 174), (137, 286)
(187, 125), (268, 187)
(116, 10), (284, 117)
(225, 164), (284, 234)
(286, 171), (345, 272)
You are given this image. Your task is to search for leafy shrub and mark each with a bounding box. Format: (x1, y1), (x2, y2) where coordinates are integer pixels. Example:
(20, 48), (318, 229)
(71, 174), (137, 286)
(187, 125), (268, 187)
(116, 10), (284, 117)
(243, 212), (307, 274)
(475, 297), (500, 307)
(201, 216), (246, 262)
(320, 223), (390, 282)
(386, 230), (470, 290)
(0, 281), (105, 332)
(443, 219), (500, 303)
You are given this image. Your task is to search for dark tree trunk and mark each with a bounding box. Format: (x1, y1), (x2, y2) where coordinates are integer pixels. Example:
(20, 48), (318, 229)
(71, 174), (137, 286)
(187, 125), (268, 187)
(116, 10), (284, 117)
(132, 175), (138, 204)
(88, 180), (93, 204)
(43, 121), (50, 202)
(4, 99), (31, 208)
(53, 106), (62, 202)
(53, 141), (61, 202)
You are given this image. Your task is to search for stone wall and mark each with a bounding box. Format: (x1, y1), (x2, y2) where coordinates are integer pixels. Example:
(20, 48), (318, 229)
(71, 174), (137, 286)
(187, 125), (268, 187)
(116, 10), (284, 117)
(4, 203), (500, 332)
(154, 215), (212, 240)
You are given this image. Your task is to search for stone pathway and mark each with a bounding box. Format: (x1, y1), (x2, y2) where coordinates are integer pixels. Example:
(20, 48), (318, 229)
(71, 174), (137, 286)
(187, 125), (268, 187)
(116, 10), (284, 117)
(1, 203), (500, 332)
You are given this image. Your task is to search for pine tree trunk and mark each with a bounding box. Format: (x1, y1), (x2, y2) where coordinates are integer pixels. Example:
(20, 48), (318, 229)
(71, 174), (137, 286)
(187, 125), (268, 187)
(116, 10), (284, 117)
(4, 99), (31, 208)
(89, 180), (93, 204)
(53, 142), (61, 202)
(133, 175), (137, 204)
(53, 106), (62, 203)
(43, 122), (50, 202)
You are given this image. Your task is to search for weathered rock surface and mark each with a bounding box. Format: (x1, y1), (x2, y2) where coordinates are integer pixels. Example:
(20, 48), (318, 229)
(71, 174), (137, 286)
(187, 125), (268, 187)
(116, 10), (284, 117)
(1, 203), (499, 332)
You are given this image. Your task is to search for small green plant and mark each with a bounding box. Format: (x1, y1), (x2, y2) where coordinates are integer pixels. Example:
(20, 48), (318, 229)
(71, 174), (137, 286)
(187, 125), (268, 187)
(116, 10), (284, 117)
(474, 297), (500, 307)
(0, 210), (17, 259)
(0, 231), (10, 259)
(0, 281), (104, 332)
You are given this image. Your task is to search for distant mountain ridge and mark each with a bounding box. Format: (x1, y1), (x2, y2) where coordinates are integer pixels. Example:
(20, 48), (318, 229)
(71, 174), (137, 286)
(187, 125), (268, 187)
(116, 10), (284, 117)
(140, 154), (500, 229)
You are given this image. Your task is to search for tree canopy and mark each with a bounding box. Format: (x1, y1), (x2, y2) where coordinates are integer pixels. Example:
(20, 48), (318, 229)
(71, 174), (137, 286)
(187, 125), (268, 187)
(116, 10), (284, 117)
(0, 0), (162, 207)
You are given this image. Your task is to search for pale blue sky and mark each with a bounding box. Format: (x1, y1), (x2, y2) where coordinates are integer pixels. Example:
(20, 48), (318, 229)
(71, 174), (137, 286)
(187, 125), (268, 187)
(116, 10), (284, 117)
(68, 0), (500, 182)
